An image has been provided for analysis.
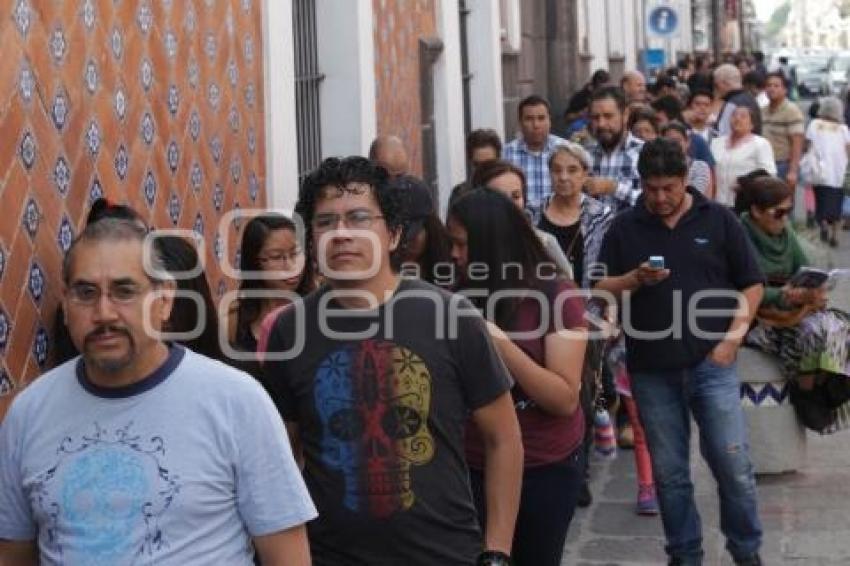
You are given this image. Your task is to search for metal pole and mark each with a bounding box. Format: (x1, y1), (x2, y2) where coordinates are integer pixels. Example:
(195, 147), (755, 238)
(738, 0), (746, 53)
(712, 0), (723, 62)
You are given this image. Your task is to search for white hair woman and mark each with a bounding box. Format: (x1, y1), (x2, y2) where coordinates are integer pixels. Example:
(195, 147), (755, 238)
(806, 96), (850, 247)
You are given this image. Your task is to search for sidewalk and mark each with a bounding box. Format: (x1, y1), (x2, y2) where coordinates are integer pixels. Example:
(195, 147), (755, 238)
(565, 432), (850, 565)
(564, 229), (850, 565)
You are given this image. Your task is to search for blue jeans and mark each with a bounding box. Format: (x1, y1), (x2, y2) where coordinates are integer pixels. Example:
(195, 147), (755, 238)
(631, 358), (762, 564)
(775, 160), (789, 181)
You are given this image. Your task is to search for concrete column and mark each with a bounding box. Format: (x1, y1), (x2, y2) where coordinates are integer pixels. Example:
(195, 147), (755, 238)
(466, 0), (505, 135)
(434, 0), (468, 218)
(261, 0), (299, 211)
(316, 0), (377, 159)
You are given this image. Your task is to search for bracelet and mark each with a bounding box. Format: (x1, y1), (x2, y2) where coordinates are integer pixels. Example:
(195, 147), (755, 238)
(476, 550), (512, 566)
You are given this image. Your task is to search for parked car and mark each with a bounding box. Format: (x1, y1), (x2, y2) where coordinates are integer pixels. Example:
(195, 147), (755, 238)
(795, 54), (830, 97)
(826, 51), (850, 96)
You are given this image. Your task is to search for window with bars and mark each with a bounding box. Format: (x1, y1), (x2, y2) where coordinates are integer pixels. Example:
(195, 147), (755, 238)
(293, 0), (324, 180)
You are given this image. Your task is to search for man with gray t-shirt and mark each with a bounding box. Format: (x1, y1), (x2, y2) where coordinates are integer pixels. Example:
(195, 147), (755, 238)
(0, 219), (316, 565)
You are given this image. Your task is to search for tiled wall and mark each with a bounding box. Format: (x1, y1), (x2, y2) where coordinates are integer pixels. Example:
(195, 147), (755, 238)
(0, 0), (266, 397)
(372, 0), (436, 178)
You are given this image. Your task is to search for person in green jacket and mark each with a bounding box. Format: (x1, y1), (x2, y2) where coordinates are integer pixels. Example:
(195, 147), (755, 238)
(735, 172), (850, 433)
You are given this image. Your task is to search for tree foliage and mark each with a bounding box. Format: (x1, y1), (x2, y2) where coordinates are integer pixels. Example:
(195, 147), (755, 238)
(765, 1), (792, 38)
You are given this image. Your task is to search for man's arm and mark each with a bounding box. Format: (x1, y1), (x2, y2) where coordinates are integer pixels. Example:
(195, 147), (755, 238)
(708, 283), (764, 366)
(0, 540), (37, 566)
(470, 393), (523, 557)
(253, 526), (311, 566)
(593, 263), (671, 300)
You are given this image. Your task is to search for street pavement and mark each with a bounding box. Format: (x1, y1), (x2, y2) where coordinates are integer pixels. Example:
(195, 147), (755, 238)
(563, 226), (850, 565)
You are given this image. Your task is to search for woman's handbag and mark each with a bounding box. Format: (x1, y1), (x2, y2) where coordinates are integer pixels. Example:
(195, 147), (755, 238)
(800, 146), (828, 186)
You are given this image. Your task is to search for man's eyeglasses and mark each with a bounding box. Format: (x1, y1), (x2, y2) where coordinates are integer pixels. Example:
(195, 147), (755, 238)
(770, 206), (793, 219)
(67, 282), (152, 306)
(312, 210), (385, 233)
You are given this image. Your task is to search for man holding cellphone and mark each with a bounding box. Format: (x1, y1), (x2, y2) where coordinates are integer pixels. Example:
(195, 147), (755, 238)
(594, 139), (766, 566)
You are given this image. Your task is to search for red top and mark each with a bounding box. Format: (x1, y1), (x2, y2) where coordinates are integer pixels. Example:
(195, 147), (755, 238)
(466, 279), (586, 469)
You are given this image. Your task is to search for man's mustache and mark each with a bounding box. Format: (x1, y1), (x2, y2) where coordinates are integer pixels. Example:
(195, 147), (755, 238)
(84, 325), (131, 345)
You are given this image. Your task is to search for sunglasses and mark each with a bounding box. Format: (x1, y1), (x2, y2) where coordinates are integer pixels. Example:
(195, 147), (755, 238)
(770, 206), (792, 219)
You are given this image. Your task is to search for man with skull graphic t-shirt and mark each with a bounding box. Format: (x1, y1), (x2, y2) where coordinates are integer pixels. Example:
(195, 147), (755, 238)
(262, 277), (515, 565)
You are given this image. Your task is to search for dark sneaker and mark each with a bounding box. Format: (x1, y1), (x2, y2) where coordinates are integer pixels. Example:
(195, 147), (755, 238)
(577, 481), (592, 508)
(734, 554), (762, 566)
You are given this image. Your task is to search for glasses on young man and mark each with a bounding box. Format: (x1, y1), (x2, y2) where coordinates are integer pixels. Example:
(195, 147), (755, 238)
(312, 210), (385, 233)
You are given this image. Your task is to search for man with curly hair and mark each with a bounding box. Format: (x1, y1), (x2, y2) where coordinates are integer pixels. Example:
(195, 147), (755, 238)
(263, 156), (523, 566)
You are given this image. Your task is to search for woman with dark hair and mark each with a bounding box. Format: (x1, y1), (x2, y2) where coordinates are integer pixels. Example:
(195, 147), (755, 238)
(226, 214), (312, 356)
(470, 159), (573, 279)
(662, 120), (714, 197)
(156, 235), (223, 361)
(627, 106), (660, 142)
(737, 174), (850, 433)
(448, 188), (587, 566)
(391, 175), (451, 286)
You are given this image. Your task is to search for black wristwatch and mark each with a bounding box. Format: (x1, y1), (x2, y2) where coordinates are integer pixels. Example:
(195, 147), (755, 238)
(476, 550), (512, 566)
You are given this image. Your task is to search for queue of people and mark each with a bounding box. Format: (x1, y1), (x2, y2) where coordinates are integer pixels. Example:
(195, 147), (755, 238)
(2, 50), (850, 566)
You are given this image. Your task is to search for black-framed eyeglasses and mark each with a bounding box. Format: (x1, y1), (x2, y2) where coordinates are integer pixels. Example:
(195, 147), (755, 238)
(312, 210), (385, 233)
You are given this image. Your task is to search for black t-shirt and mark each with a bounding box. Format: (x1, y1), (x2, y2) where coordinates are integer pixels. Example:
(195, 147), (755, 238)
(262, 278), (513, 566)
(538, 215), (585, 286)
(596, 189), (764, 373)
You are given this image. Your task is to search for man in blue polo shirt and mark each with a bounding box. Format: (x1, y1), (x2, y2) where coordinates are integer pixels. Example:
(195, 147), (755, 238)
(594, 138), (765, 566)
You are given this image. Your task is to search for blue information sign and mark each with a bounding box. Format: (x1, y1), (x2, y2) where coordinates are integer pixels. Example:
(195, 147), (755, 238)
(642, 49), (666, 75)
(648, 6), (678, 37)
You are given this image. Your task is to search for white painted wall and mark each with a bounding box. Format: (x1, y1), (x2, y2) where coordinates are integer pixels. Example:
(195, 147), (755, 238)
(466, 0), (504, 135)
(434, 0), (467, 218)
(577, 0), (694, 78)
(316, 0), (377, 159)
(583, 0), (609, 73)
(261, 0), (299, 211)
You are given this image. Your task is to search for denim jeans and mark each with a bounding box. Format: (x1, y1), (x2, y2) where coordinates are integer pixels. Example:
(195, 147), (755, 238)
(775, 160), (789, 182)
(631, 358), (762, 565)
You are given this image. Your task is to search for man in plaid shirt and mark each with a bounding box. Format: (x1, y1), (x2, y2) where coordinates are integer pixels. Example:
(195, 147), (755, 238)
(585, 86), (645, 212)
(502, 95), (567, 222)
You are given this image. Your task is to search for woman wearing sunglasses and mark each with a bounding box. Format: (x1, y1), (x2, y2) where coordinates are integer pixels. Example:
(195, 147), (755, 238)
(736, 173), (850, 433)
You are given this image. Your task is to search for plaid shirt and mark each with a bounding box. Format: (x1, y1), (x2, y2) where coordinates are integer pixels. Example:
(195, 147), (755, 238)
(588, 134), (644, 212)
(503, 134), (567, 220)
